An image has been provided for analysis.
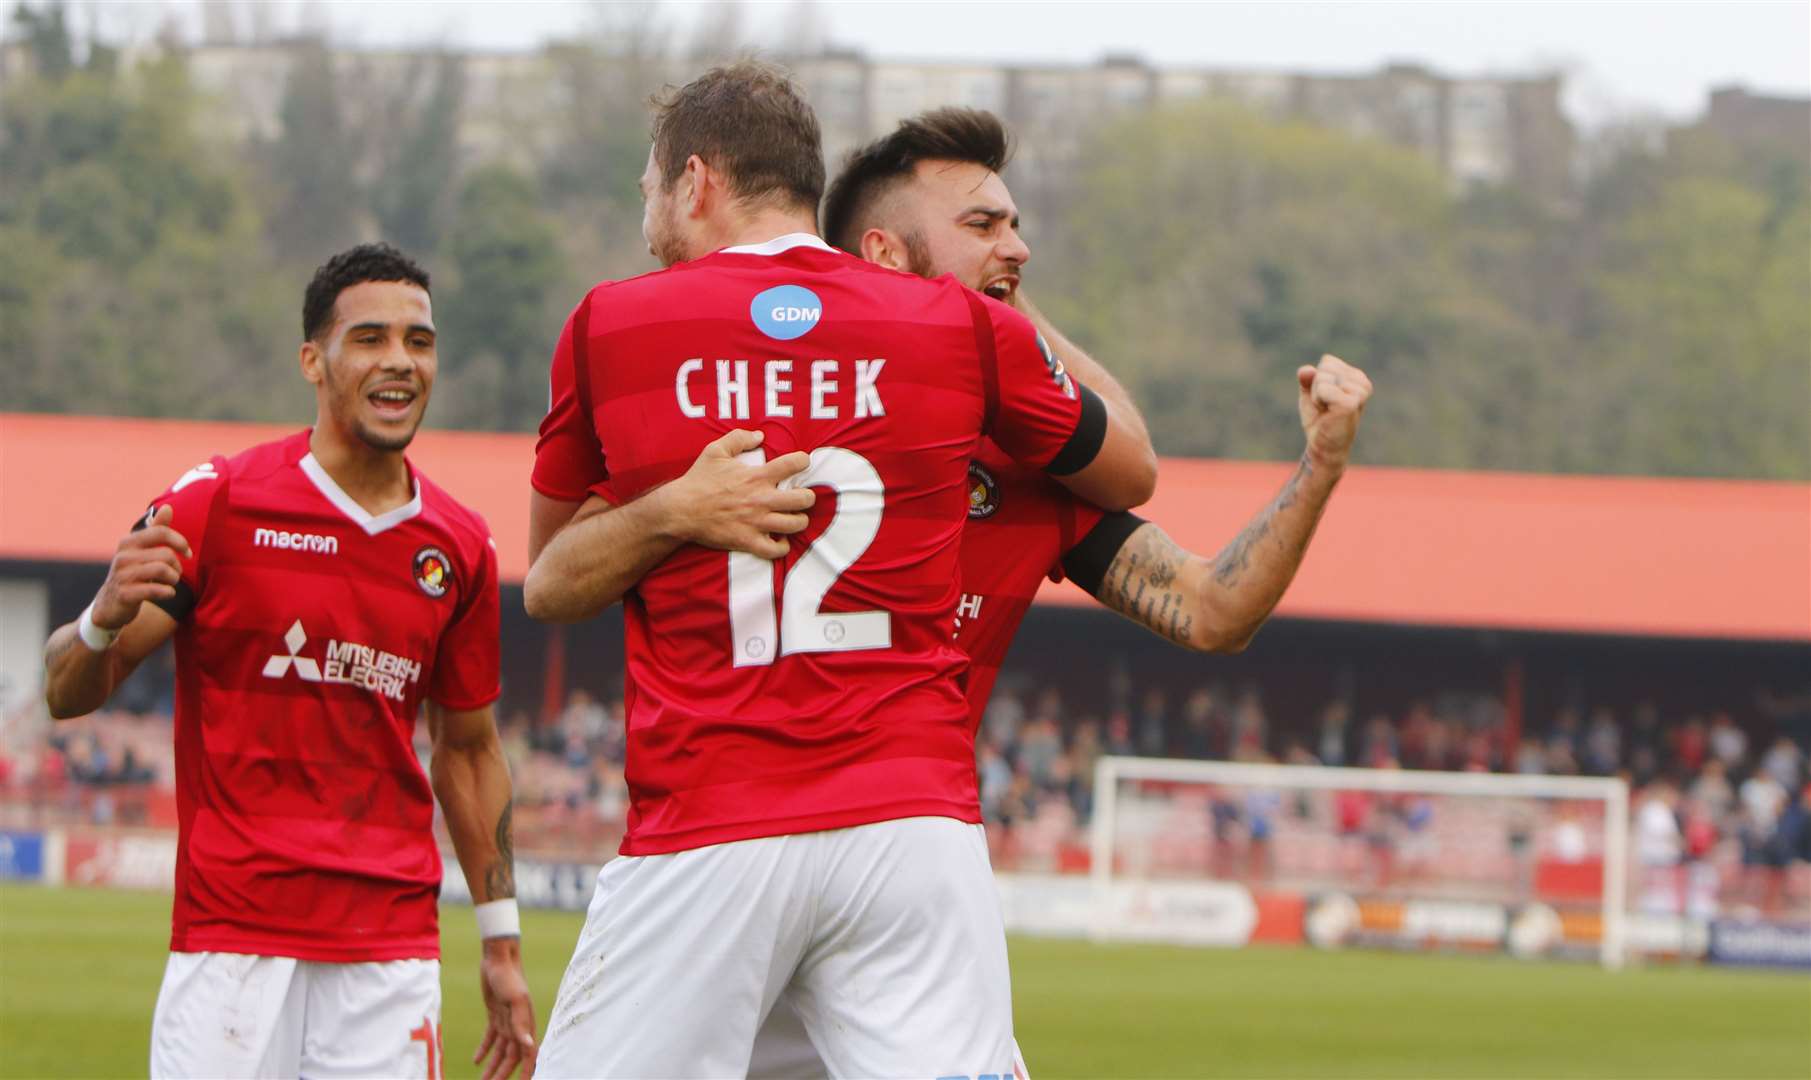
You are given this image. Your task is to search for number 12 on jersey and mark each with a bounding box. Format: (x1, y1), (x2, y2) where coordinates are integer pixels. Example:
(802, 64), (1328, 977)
(727, 446), (891, 667)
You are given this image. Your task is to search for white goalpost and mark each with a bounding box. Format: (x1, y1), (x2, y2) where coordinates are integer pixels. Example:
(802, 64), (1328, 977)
(1090, 756), (1632, 969)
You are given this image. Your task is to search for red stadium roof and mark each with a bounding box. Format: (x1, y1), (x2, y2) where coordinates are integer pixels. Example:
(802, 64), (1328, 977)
(4, 413), (1806, 642)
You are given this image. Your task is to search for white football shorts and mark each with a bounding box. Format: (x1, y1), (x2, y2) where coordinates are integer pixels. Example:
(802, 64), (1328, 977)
(538, 815), (1026, 1080)
(149, 951), (442, 1079)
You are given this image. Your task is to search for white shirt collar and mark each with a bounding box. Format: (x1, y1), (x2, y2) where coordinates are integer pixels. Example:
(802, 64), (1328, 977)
(299, 452), (423, 536)
(719, 232), (837, 257)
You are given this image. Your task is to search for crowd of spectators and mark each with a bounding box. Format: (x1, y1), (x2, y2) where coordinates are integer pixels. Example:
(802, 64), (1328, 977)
(7, 669), (1809, 914)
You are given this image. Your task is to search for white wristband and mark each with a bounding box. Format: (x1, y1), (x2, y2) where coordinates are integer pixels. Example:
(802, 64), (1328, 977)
(77, 604), (119, 652)
(474, 898), (520, 939)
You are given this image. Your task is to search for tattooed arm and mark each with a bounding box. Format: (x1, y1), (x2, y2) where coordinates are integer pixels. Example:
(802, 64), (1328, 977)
(428, 703), (536, 1080)
(1069, 355), (1372, 653)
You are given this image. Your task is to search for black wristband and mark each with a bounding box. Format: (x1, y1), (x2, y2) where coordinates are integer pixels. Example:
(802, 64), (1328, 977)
(1045, 383), (1108, 477)
(1061, 510), (1148, 597)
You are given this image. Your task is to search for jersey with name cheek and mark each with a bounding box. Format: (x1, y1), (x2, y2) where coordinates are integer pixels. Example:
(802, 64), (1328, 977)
(533, 234), (1099, 855)
(144, 430), (500, 962)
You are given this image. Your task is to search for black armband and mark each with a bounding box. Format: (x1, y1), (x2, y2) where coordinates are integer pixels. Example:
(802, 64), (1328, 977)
(130, 506), (197, 622)
(1045, 383), (1108, 477)
(1061, 510), (1148, 597)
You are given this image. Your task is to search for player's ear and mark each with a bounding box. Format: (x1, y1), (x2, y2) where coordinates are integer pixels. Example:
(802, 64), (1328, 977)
(682, 154), (710, 218)
(861, 227), (906, 271)
(299, 339), (325, 386)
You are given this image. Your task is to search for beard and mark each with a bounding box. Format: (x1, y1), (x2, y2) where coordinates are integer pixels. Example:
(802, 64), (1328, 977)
(323, 361), (422, 452)
(352, 416), (418, 453)
(901, 228), (937, 280)
(647, 200), (689, 268)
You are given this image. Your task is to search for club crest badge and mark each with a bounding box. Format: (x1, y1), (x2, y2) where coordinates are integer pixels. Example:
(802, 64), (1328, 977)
(968, 463), (1000, 519)
(413, 546), (451, 598)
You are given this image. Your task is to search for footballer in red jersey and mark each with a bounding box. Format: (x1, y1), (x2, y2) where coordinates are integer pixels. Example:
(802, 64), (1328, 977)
(526, 64), (1154, 1079)
(43, 245), (535, 1080)
(743, 105), (1378, 1080)
(822, 107), (1376, 716)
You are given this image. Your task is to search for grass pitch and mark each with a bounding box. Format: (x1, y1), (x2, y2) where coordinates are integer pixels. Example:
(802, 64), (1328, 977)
(1, 884), (1805, 1078)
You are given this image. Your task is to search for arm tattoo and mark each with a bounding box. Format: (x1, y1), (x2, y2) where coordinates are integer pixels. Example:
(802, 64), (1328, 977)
(482, 802), (516, 900)
(1211, 457), (1312, 588)
(1098, 525), (1196, 647)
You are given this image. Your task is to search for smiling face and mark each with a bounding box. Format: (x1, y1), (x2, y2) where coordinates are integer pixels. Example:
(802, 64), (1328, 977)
(891, 159), (1030, 301)
(301, 280), (437, 453)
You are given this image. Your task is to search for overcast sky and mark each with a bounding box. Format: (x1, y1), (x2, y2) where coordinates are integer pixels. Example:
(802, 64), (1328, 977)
(130, 1), (1810, 126)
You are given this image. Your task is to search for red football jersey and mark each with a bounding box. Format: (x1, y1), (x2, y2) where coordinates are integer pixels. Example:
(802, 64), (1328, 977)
(533, 234), (1103, 854)
(147, 431), (500, 961)
(952, 442), (1108, 724)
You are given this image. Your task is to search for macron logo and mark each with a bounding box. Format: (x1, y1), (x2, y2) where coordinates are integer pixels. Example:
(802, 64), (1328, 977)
(254, 527), (339, 555)
(262, 620), (322, 682)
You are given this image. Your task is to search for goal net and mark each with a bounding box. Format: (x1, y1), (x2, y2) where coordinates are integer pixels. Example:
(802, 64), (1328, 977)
(1089, 757), (1631, 968)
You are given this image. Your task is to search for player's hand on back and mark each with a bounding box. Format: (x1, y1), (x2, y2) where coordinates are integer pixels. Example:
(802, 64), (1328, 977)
(662, 429), (816, 560)
(1296, 354), (1374, 469)
(476, 936), (537, 1080)
(93, 503), (191, 630)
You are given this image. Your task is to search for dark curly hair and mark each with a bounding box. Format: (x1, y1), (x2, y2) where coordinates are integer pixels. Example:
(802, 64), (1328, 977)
(821, 108), (1013, 253)
(302, 243), (431, 342)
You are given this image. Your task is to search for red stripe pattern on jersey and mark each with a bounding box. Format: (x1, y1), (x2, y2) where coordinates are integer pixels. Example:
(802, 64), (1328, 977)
(153, 431), (499, 961)
(533, 238), (1084, 854)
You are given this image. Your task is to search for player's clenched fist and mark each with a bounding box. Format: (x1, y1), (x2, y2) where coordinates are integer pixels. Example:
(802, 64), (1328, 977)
(664, 428), (818, 560)
(1295, 354), (1373, 469)
(92, 503), (192, 630)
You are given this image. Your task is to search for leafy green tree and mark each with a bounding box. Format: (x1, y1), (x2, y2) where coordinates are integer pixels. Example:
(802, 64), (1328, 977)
(263, 42), (359, 260)
(434, 165), (568, 431)
(1036, 102), (1546, 469)
(0, 54), (295, 420)
(370, 53), (465, 255)
(10, 0), (74, 82)
(1588, 176), (1809, 478)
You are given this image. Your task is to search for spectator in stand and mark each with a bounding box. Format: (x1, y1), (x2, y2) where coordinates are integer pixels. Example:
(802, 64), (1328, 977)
(1178, 687), (1215, 760)
(1739, 766), (1790, 911)
(1515, 738), (1547, 775)
(982, 689), (1025, 757)
(1137, 687), (1169, 758)
(977, 741), (1012, 822)
(1069, 721), (1102, 806)
(1398, 702), (1433, 769)
(1707, 712), (1748, 770)
(1627, 702), (1663, 785)
(1359, 714), (1396, 768)
(1019, 714), (1064, 786)
(1673, 716), (1709, 775)
(1760, 736), (1805, 792)
(1422, 714), (1454, 771)
(1781, 785), (1811, 866)
(1634, 781), (1684, 915)
(556, 689), (609, 767)
(1231, 686), (1267, 759)
(1104, 712), (1136, 757)
(1584, 707), (1621, 775)
(1548, 708), (1583, 763)
(1316, 700), (1350, 767)
(1688, 759), (1737, 830)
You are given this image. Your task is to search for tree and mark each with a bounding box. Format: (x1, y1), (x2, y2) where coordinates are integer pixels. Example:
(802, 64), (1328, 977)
(262, 41), (359, 260)
(369, 53), (465, 255)
(1036, 102), (1548, 470)
(434, 165), (569, 431)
